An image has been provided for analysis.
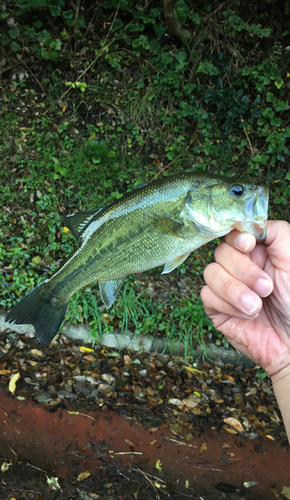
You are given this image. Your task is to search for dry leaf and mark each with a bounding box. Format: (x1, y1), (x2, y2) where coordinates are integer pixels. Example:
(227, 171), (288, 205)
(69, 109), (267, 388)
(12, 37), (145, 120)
(256, 405), (268, 413)
(124, 355), (133, 366)
(223, 417), (244, 432)
(79, 346), (94, 353)
(184, 366), (205, 375)
(83, 355), (96, 362)
(30, 349), (44, 357)
(282, 486), (290, 499)
(1, 461), (10, 472)
(223, 425), (238, 434)
(9, 373), (20, 394)
(0, 369), (11, 375)
(47, 477), (60, 490)
(125, 439), (135, 447)
(77, 471), (91, 482)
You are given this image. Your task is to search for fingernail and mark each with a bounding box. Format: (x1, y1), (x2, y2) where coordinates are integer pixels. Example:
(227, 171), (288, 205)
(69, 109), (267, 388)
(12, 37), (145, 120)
(236, 233), (252, 252)
(253, 278), (273, 297)
(241, 294), (261, 314)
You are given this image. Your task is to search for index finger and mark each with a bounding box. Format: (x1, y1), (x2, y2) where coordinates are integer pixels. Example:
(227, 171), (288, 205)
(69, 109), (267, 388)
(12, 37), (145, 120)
(224, 221), (290, 266)
(223, 230), (257, 253)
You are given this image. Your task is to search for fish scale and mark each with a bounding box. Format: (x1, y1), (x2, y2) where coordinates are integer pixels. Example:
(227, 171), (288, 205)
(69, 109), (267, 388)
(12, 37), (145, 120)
(5, 172), (269, 346)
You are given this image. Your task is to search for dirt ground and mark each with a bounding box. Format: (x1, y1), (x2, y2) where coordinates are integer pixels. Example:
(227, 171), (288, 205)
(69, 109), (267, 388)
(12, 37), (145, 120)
(1, 330), (290, 500)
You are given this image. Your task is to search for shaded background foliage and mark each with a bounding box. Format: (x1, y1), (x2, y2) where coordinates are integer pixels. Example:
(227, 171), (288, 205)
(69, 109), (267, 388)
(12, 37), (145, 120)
(0, 0), (290, 352)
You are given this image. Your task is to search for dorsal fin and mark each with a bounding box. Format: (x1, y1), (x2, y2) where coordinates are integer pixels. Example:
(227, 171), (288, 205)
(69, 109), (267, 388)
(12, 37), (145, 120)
(63, 208), (103, 241)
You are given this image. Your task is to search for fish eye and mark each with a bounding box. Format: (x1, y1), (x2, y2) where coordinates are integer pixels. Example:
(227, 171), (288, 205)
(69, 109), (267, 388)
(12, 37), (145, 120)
(229, 184), (244, 197)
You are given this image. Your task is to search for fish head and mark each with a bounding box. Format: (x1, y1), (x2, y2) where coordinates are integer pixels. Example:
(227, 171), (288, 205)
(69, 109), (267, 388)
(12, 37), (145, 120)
(183, 177), (269, 242)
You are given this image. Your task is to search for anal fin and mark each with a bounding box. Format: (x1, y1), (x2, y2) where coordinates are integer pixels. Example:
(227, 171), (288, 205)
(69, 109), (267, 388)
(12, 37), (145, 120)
(162, 252), (191, 274)
(99, 278), (125, 308)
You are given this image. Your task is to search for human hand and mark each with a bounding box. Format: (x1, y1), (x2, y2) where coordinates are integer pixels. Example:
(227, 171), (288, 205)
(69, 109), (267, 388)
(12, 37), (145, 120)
(201, 221), (290, 378)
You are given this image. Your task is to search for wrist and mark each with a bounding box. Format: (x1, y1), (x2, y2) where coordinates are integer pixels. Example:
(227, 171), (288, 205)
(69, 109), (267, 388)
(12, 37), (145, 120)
(271, 363), (290, 385)
(271, 364), (290, 444)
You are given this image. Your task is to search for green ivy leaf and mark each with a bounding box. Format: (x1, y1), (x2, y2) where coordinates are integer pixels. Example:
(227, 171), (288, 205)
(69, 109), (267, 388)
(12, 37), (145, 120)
(11, 42), (21, 52)
(197, 61), (219, 76)
(242, 67), (250, 76)
(274, 78), (284, 89)
(9, 28), (19, 39)
(271, 117), (281, 127)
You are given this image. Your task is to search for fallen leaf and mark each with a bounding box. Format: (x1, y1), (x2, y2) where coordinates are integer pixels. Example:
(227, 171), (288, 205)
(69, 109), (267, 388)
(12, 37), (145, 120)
(77, 471), (91, 481)
(200, 442), (207, 454)
(125, 439), (135, 447)
(282, 486), (290, 499)
(243, 481), (259, 488)
(79, 346), (94, 353)
(156, 459), (162, 471)
(256, 405), (268, 413)
(47, 477), (60, 490)
(184, 366), (205, 375)
(124, 354), (133, 366)
(30, 349), (44, 357)
(223, 425), (238, 434)
(223, 417), (244, 432)
(0, 369), (11, 375)
(9, 373), (20, 395)
(1, 461), (10, 472)
(83, 355), (96, 362)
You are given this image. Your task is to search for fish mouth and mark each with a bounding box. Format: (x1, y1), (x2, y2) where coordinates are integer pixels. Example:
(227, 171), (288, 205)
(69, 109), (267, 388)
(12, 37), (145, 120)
(234, 186), (269, 242)
(233, 219), (267, 242)
(251, 220), (267, 242)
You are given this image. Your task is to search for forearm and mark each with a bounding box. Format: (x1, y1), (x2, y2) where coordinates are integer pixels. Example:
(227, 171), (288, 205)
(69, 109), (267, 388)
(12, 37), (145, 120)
(271, 365), (290, 444)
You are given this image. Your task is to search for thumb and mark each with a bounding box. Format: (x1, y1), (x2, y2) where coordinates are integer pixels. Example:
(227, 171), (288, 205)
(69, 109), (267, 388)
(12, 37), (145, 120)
(264, 221), (290, 267)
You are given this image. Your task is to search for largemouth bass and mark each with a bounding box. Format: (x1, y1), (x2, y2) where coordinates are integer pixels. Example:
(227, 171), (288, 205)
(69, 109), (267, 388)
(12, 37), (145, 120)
(6, 173), (269, 345)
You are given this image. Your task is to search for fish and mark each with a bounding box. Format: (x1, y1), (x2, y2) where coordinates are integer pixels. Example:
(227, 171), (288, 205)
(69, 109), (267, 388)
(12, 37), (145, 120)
(5, 172), (269, 346)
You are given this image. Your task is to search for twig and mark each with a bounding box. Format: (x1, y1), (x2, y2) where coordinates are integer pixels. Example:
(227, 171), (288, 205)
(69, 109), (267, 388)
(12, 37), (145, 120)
(114, 451), (143, 455)
(135, 467), (160, 498)
(241, 116), (254, 157)
(22, 60), (47, 94)
(152, 130), (199, 181)
(43, 39), (115, 115)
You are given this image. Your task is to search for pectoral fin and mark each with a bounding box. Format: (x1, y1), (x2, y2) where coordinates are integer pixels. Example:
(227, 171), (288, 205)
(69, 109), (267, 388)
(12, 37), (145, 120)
(144, 210), (184, 238)
(99, 278), (125, 308)
(63, 208), (103, 241)
(162, 252), (191, 274)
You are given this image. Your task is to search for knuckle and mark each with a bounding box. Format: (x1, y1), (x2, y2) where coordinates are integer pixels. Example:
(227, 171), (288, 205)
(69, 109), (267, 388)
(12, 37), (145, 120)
(203, 262), (218, 283)
(220, 276), (236, 296)
(214, 242), (226, 260)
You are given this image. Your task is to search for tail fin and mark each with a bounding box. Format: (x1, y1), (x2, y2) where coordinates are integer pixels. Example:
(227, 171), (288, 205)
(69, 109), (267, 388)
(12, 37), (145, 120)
(5, 283), (68, 346)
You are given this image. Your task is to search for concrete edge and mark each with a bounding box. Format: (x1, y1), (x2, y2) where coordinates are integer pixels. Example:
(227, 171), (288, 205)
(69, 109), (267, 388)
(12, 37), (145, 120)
(0, 312), (255, 367)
